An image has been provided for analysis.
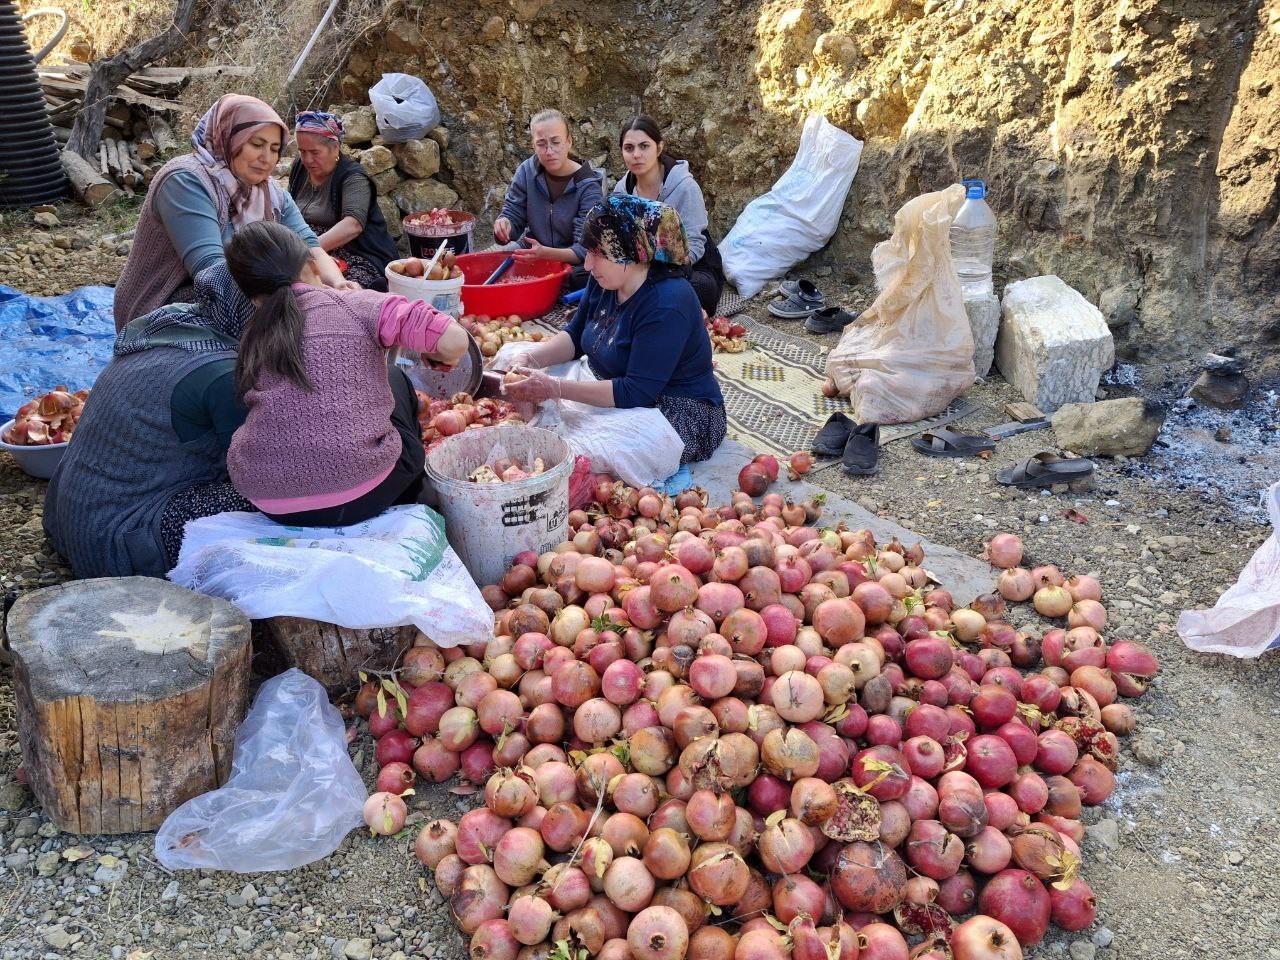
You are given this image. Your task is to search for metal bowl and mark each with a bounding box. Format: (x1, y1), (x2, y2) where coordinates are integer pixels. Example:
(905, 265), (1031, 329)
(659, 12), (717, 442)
(397, 330), (484, 399)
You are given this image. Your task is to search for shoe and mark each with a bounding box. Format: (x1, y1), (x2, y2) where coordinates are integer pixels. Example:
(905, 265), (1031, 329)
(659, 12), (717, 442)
(997, 452), (1095, 488)
(804, 306), (858, 335)
(766, 279), (826, 319)
(843, 422), (880, 475)
(911, 427), (996, 458)
(812, 412), (854, 457)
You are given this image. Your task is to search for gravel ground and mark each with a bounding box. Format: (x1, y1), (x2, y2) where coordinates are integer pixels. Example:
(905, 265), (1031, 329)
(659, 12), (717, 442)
(1, 242), (1279, 959)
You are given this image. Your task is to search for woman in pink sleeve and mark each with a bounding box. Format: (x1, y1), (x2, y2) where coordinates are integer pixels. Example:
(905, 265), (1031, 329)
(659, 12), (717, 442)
(223, 221), (468, 526)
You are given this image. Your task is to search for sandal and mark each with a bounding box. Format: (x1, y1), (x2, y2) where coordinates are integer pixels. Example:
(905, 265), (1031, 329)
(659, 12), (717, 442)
(997, 452), (1095, 489)
(843, 422), (880, 476)
(767, 279), (825, 319)
(911, 428), (996, 458)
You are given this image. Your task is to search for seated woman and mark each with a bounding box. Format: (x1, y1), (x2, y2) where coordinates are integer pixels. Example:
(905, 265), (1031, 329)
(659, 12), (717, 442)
(45, 265), (256, 577)
(501, 195), (726, 484)
(224, 221), (468, 527)
(114, 93), (354, 331)
(288, 111), (400, 291)
(613, 115), (725, 316)
(493, 109), (604, 291)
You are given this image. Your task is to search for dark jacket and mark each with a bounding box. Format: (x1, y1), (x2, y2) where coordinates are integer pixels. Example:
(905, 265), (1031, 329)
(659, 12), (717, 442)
(289, 156), (399, 289)
(498, 155), (604, 262)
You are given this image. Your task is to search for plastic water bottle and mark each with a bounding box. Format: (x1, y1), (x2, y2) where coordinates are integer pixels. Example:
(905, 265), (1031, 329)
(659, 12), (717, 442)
(950, 179), (997, 298)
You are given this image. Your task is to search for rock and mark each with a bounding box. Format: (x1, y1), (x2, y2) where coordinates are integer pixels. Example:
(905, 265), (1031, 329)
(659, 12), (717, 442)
(371, 167), (404, 197)
(43, 925), (75, 950)
(1131, 734), (1164, 765)
(0, 781), (31, 810)
(996, 276), (1115, 413)
(385, 17), (421, 55)
(392, 178), (459, 214)
(375, 922), (396, 943)
(161, 880), (180, 901)
(1051, 397), (1165, 457)
(33, 211), (60, 228)
(341, 106), (378, 145)
(813, 31), (859, 68)
(1215, 425), (1232, 442)
(35, 850), (61, 876)
(344, 939), (374, 960)
(358, 145), (396, 176)
(378, 197), (404, 238)
(964, 292), (1000, 378)
(480, 15), (505, 40)
(1098, 281), (1139, 331)
(1202, 351), (1244, 376)
(93, 858), (128, 883)
(427, 126), (450, 151)
(1086, 818), (1120, 851)
(393, 138), (441, 179)
(1092, 928), (1114, 948)
(1069, 942), (1097, 960)
(1187, 370), (1249, 410)
(510, 0), (550, 21)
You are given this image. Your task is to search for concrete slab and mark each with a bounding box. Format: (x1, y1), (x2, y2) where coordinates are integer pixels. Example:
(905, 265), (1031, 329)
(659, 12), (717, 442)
(689, 438), (994, 604)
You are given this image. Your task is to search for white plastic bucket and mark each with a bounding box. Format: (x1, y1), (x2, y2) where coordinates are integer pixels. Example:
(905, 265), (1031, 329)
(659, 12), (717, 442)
(385, 260), (466, 317)
(425, 424), (573, 586)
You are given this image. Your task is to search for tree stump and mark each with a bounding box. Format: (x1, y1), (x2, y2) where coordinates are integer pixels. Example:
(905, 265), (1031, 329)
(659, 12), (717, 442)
(261, 618), (414, 693)
(8, 577), (251, 835)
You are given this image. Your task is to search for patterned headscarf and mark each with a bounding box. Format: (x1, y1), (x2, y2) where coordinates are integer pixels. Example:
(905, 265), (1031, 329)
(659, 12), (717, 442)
(295, 111), (345, 142)
(191, 94), (288, 229)
(115, 263), (253, 357)
(581, 195), (689, 266)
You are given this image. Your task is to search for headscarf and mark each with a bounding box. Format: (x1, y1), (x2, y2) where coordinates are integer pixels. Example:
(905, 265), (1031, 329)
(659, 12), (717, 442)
(581, 195), (689, 266)
(294, 111), (345, 142)
(191, 94), (288, 229)
(114, 262), (253, 357)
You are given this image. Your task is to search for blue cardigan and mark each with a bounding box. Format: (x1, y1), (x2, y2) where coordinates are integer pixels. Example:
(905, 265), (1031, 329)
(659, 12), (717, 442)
(565, 273), (723, 409)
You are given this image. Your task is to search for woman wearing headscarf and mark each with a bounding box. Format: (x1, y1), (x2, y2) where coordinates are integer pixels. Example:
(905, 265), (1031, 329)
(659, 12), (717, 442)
(46, 265), (258, 578)
(113, 94), (354, 331)
(288, 111), (399, 291)
(501, 195), (726, 479)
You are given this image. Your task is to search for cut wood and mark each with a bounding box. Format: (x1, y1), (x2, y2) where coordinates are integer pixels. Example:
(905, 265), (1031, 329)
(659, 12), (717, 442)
(137, 64), (253, 79)
(8, 577), (252, 834)
(98, 142), (109, 177)
(261, 617), (414, 693)
(40, 75), (180, 115)
(61, 148), (118, 206)
(148, 113), (180, 154)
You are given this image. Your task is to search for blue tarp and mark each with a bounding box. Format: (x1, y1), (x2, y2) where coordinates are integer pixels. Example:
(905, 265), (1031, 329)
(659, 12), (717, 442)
(0, 284), (118, 420)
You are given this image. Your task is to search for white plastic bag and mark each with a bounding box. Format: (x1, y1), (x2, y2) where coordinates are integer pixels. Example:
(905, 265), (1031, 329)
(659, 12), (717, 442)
(368, 73), (440, 143)
(1177, 482), (1280, 658)
(720, 114), (863, 297)
(154, 669), (365, 872)
(825, 185), (976, 424)
(169, 504), (490, 645)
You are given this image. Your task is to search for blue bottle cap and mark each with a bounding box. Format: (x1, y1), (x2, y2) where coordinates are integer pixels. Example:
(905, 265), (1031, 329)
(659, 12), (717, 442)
(962, 179), (987, 199)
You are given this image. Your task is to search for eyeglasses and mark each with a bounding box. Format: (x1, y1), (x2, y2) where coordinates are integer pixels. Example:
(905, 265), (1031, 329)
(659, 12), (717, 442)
(534, 137), (566, 153)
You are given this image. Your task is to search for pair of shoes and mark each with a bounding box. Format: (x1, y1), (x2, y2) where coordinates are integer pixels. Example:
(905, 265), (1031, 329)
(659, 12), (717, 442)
(811, 413), (880, 474)
(767, 279), (825, 319)
(804, 306), (858, 335)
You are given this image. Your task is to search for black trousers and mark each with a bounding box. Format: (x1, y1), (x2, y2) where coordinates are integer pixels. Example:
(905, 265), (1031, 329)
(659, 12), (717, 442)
(263, 368), (425, 527)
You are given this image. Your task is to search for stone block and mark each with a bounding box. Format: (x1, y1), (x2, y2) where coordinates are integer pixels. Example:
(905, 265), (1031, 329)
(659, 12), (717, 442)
(427, 126), (450, 150)
(996, 275), (1115, 413)
(964, 293), (1000, 378)
(393, 138), (441, 179)
(1051, 397), (1165, 457)
(1187, 371), (1248, 409)
(358, 145), (396, 176)
(378, 197), (403, 239)
(371, 168), (404, 196)
(392, 178), (459, 214)
(341, 106), (377, 145)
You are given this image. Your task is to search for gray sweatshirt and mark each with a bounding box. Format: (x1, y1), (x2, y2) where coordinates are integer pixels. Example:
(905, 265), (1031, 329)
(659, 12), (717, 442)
(612, 159), (710, 262)
(498, 156), (604, 262)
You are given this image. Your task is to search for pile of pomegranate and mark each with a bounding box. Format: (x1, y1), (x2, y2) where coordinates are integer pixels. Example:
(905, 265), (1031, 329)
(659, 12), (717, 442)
(461, 315), (548, 359)
(416, 391), (526, 452)
(406, 208), (462, 228)
(357, 482), (1158, 960)
(3, 387), (89, 446)
(705, 317), (749, 354)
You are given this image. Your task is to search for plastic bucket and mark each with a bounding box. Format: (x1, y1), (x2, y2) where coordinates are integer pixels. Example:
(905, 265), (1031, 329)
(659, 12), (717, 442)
(385, 259), (466, 317)
(425, 424), (572, 586)
(404, 210), (476, 258)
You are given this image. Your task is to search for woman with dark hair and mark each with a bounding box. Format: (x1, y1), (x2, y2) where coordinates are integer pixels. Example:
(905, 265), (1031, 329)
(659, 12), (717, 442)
(612, 115), (724, 316)
(114, 94), (354, 330)
(501, 195), (725, 481)
(224, 221), (468, 527)
(288, 111), (399, 291)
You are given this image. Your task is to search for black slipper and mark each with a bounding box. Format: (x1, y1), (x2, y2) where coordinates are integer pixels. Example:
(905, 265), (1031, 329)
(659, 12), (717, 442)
(812, 412), (854, 457)
(843, 422), (880, 475)
(997, 452), (1095, 488)
(911, 428), (996, 458)
(805, 306), (858, 335)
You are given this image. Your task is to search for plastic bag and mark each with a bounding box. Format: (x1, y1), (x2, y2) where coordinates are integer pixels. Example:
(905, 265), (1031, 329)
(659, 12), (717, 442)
(368, 73), (440, 143)
(824, 185), (976, 425)
(154, 669), (365, 872)
(1177, 482), (1280, 658)
(720, 115), (863, 297)
(168, 504), (490, 645)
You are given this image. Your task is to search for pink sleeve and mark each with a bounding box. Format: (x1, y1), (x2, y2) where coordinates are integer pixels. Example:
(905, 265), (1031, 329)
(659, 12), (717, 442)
(376, 295), (455, 353)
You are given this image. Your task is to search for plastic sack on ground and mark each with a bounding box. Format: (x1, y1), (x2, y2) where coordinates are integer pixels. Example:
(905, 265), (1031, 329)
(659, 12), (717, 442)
(154, 669), (365, 872)
(825, 185), (976, 425)
(369, 73), (440, 143)
(720, 115), (863, 298)
(1177, 482), (1280, 658)
(168, 504), (490, 645)
(0, 283), (116, 419)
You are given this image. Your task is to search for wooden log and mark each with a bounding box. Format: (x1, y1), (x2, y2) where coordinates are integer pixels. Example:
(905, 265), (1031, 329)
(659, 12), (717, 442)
(148, 113), (180, 154)
(40, 75), (181, 115)
(98, 141), (110, 177)
(8, 577), (252, 834)
(103, 138), (125, 183)
(61, 148), (118, 206)
(114, 140), (137, 187)
(261, 617), (414, 694)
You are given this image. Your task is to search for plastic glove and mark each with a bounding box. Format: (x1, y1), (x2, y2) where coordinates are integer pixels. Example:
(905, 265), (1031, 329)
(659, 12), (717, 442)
(501, 367), (561, 404)
(496, 350), (537, 373)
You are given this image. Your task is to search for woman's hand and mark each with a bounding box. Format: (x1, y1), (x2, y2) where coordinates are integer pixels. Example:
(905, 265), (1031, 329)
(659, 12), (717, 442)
(501, 367), (561, 403)
(333, 278), (362, 290)
(511, 237), (544, 261)
(494, 216), (513, 244)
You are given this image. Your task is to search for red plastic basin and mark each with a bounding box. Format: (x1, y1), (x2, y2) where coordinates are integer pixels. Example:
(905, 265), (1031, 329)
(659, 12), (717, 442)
(455, 252), (570, 322)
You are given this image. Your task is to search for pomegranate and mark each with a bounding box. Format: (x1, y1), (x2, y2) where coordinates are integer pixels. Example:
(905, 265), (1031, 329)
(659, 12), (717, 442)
(363, 791), (408, 836)
(951, 915), (1022, 960)
(977, 869), (1050, 945)
(1049, 877), (1098, 931)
